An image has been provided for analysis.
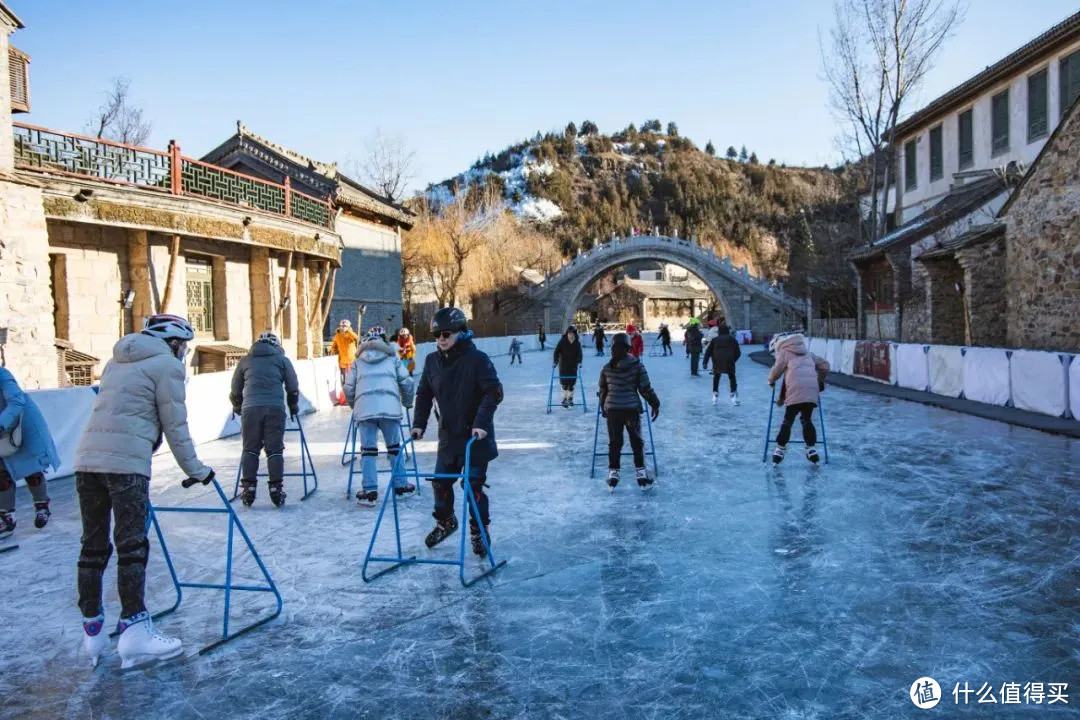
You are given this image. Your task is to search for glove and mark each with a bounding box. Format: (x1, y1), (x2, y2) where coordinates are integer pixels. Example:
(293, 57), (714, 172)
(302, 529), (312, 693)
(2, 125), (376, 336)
(232, 406), (242, 418)
(600, 407), (608, 418)
(410, 428), (424, 441)
(650, 405), (660, 422)
(288, 404), (299, 420)
(182, 469), (215, 488)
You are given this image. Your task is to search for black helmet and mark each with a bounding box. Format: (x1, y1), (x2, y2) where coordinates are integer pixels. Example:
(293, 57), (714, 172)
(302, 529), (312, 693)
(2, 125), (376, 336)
(611, 332), (630, 349)
(566, 325), (578, 335)
(430, 307), (467, 336)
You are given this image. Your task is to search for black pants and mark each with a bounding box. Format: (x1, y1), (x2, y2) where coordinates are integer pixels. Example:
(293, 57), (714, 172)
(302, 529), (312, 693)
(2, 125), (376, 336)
(712, 369), (737, 393)
(662, 340), (671, 355)
(560, 378), (577, 392)
(76, 472), (151, 619)
(606, 408), (645, 469)
(689, 351), (701, 375)
(509, 349), (522, 364)
(241, 406), (287, 485)
(432, 456), (490, 529)
(776, 403), (817, 446)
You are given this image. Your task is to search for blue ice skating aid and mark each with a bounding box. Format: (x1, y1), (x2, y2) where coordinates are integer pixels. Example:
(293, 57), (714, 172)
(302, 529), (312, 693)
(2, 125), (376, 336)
(231, 414), (318, 501)
(342, 408), (415, 467)
(115, 477), (282, 654)
(362, 437), (506, 588)
(761, 382), (829, 463)
(546, 365), (588, 414)
(589, 396), (659, 479)
(0, 543), (18, 554)
(344, 413), (422, 499)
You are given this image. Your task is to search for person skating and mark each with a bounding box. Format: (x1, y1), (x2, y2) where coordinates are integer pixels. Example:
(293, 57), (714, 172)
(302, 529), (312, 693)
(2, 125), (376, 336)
(230, 332), (300, 508)
(553, 325), (583, 408)
(75, 314), (216, 669)
(0, 367), (60, 538)
(345, 326), (416, 506)
(684, 318), (704, 376)
(593, 324), (606, 356)
(411, 308), (503, 556)
(658, 324), (672, 356)
(538, 322), (547, 352)
(626, 324), (645, 359)
(599, 333), (660, 492)
(767, 332), (830, 464)
(508, 337), (523, 365)
(396, 328), (417, 375)
(331, 319), (359, 387)
(704, 324), (742, 405)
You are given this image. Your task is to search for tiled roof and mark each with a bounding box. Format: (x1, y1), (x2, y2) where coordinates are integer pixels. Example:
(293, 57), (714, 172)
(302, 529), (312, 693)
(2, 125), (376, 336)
(916, 222), (1005, 261)
(848, 169), (1019, 262)
(617, 279), (712, 300)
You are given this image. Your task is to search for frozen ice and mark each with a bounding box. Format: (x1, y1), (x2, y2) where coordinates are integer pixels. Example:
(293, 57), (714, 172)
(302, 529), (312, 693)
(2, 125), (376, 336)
(1, 349), (1077, 718)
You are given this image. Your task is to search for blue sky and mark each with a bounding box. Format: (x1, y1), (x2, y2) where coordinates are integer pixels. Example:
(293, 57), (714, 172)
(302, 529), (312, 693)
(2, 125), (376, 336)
(12, 1), (1079, 192)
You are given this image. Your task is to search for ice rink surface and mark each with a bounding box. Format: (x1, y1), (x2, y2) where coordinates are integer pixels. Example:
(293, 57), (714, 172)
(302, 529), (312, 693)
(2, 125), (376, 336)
(1, 348), (1077, 719)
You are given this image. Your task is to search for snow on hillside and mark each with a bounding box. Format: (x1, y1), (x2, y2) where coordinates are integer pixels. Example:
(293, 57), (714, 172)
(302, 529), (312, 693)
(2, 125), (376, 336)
(431, 146), (563, 223)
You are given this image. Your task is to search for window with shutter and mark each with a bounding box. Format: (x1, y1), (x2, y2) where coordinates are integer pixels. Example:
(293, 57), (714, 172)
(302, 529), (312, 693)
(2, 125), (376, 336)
(958, 109), (973, 170)
(8, 46), (29, 113)
(1028, 68), (1048, 142)
(1061, 49), (1080, 119)
(991, 90), (1009, 156)
(904, 139), (917, 190)
(929, 125), (943, 181)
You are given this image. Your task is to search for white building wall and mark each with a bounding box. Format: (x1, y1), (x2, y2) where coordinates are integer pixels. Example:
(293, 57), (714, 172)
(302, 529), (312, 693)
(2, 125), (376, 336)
(897, 37), (1080, 222)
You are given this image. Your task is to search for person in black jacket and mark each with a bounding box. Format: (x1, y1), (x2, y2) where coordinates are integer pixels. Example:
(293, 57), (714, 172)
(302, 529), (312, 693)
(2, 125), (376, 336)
(593, 324), (606, 356)
(412, 307), (504, 556)
(538, 323), (547, 351)
(684, 319), (704, 376)
(598, 333), (660, 492)
(553, 326), (583, 408)
(704, 324), (742, 405)
(658, 324), (672, 355)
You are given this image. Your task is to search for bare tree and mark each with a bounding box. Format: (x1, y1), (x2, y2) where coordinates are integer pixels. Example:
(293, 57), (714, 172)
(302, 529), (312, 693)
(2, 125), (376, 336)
(823, 0), (963, 243)
(358, 128), (416, 203)
(87, 77), (152, 146)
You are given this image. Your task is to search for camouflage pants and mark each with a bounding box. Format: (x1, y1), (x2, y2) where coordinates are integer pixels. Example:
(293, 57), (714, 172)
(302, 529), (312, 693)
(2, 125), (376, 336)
(76, 471), (151, 619)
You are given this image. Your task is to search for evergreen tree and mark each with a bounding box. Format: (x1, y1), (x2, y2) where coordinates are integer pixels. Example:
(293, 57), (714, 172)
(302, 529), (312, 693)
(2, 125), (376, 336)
(726, 146), (738, 159)
(666, 121), (679, 137)
(642, 119), (662, 133)
(565, 121), (577, 138)
(581, 119), (599, 135)
(705, 141), (716, 156)
(739, 145), (749, 163)
(749, 152), (759, 164)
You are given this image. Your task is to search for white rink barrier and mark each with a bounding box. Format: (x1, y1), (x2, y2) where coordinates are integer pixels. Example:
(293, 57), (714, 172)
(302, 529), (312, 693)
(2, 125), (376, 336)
(28, 387), (98, 481)
(1010, 350), (1068, 418)
(809, 337), (1077, 420)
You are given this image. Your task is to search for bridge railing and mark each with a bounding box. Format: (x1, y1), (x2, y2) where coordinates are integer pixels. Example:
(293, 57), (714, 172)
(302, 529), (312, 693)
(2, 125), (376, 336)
(13, 123), (334, 230)
(537, 234), (802, 306)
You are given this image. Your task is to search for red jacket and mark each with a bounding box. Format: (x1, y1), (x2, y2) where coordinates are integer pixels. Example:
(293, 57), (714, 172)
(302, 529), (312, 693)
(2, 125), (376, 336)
(630, 333), (644, 358)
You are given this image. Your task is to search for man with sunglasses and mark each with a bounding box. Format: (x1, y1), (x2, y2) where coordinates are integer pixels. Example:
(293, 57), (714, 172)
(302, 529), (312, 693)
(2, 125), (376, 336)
(411, 307), (503, 556)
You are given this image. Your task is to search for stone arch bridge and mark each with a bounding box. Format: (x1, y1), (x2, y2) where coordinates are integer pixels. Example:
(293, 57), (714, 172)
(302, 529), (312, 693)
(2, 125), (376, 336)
(528, 235), (806, 337)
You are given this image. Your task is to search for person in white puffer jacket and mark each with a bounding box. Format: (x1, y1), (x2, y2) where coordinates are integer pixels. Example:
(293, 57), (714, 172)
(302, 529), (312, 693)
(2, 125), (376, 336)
(74, 314), (215, 670)
(344, 326), (416, 506)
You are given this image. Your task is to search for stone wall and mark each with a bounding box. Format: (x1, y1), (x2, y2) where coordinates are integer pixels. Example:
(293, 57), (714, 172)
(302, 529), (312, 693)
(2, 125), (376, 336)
(0, 179), (55, 389)
(956, 235), (1007, 347)
(922, 259), (966, 345)
(1005, 102), (1080, 352)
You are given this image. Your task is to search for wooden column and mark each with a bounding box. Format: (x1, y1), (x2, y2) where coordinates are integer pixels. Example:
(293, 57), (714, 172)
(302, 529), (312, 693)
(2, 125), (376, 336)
(249, 246), (272, 339)
(126, 230), (154, 331)
(159, 234), (181, 313)
(296, 260), (311, 359)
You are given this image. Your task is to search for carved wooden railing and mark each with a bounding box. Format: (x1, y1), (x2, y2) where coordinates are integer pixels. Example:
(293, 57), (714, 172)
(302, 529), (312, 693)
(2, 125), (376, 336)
(13, 123), (334, 229)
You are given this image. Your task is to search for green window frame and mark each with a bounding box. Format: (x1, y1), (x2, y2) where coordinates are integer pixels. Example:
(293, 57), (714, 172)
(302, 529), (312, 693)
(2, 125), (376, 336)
(929, 124), (943, 181)
(1061, 49), (1080, 119)
(904, 139), (917, 190)
(1028, 67), (1048, 142)
(991, 89), (1009, 157)
(958, 109), (973, 170)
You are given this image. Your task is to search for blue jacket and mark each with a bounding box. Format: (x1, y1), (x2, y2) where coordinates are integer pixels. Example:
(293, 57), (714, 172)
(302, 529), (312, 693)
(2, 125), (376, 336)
(0, 368), (61, 480)
(413, 335), (503, 466)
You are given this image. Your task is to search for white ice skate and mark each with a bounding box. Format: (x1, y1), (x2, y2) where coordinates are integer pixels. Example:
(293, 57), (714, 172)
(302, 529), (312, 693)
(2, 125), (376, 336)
(772, 444), (786, 464)
(730, 391), (740, 406)
(116, 612), (182, 670)
(636, 467), (654, 491)
(606, 469), (619, 492)
(711, 392), (718, 405)
(806, 446), (820, 464)
(82, 614), (108, 668)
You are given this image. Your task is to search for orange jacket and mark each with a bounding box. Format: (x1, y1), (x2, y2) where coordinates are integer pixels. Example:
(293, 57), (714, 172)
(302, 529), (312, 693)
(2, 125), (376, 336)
(331, 329), (359, 368)
(397, 334), (416, 361)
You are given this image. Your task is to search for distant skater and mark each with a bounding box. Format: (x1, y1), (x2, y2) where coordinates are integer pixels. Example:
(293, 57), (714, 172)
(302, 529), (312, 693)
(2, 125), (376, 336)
(599, 333), (660, 492)
(767, 332), (830, 464)
(508, 337), (523, 365)
(553, 326), (583, 408)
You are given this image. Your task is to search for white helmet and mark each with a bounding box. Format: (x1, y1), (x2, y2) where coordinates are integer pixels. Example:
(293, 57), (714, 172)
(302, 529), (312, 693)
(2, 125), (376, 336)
(257, 331), (280, 347)
(338, 319), (352, 329)
(142, 314), (194, 342)
(768, 332), (792, 353)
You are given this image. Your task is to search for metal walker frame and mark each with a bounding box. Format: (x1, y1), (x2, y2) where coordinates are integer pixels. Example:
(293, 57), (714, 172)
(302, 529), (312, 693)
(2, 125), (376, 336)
(344, 411), (422, 499)
(589, 399), (659, 479)
(231, 415), (318, 502)
(362, 437), (506, 587)
(761, 383), (829, 463)
(119, 479), (282, 654)
(341, 409), (415, 467)
(546, 365), (588, 414)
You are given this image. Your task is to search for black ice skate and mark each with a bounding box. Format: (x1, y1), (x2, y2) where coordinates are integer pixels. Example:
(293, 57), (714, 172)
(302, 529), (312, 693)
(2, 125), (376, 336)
(394, 483), (417, 497)
(268, 483), (286, 508)
(0, 510), (14, 539)
(425, 515), (459, 548)
(239, 480), (256, 507)
(355, 489), (378, 507)
(33, 501), (51, 529)
(470, 523), (491, 557)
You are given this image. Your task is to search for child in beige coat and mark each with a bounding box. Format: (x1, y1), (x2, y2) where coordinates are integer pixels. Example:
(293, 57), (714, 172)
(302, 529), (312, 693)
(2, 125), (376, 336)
(767, 333), (830, 463)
